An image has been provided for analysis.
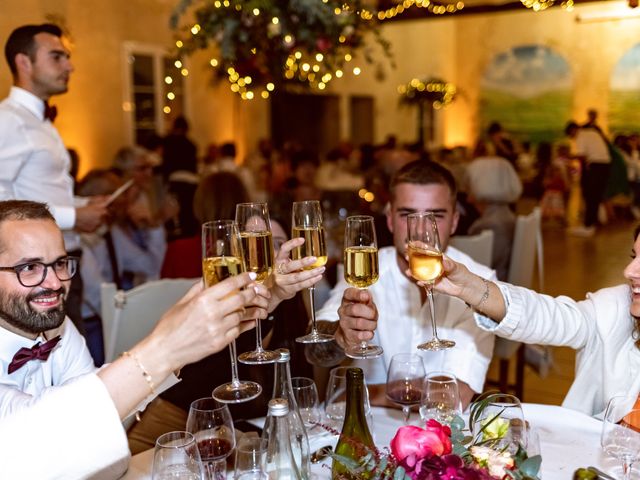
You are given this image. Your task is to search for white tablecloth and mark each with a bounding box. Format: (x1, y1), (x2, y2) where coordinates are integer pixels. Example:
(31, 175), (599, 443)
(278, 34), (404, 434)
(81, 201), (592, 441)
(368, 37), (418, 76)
(121, 403), (618, 479)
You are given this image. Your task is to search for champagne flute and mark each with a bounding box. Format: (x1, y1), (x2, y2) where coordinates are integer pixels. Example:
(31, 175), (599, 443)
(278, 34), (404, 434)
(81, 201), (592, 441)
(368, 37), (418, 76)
(385, 353), (426, 424)
(343, 215), (383, 359)
(204, 220), (262, 404)
(186, 398), (236, 480)
(292, 200), (333, 343)
(235, 202), (280, 364)
(407, 212), (455, 351)
(152, 431), (204, 480)
(601, 395), (640, 480)
(419, 371), (460, 424)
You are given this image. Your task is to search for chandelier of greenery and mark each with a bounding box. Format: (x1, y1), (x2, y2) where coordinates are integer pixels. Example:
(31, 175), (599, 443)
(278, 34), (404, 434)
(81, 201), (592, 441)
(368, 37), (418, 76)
(398, 77), (457, 109)
(170, 0), (395, 100)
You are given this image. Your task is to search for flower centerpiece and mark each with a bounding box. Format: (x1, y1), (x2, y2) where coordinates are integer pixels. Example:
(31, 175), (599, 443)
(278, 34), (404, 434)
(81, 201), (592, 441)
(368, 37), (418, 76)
(170, 0), (392, 99)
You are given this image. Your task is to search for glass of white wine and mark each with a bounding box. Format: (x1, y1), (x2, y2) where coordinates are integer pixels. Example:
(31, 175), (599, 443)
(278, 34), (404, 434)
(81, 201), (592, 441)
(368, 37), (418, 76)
(203, 220), (262, 404)
(343, 215), (383, 359)
(291, 200), (333, 343)
(235, 202), (280, 364)
(407, 212), (455, 351)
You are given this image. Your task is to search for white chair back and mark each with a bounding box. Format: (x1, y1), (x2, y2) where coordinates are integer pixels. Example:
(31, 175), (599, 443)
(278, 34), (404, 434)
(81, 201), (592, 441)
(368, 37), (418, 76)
(101, 278), (197, 363)
(449, 229), (494, 267)
(507, 207), (543, 289)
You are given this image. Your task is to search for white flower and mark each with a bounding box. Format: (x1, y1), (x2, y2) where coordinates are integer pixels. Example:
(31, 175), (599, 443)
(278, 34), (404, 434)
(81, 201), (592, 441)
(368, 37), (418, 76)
(470, 446), (515, 477)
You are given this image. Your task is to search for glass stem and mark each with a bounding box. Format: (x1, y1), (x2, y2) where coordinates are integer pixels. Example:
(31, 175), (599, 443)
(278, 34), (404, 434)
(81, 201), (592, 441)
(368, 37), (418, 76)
(425, 285), (439, 340)
(622, 460), (633, 480)
(254, 317), (264, 353)
(203, 458), (227, 480)
(229, 340), (241, 388)
(308, 285), (318, 334)
(402, 406), (411, 424)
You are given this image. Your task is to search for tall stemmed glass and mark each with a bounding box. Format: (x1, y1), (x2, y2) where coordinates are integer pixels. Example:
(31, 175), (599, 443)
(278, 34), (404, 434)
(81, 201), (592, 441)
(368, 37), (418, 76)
(407, 212), (455, 351)
(292, 200), (333, 343)
(386, 353), (426, 424)
(203, 220), (261, 404)
(235, 202), (279, 364)
(601, 395), (640, 480)
(343, 215), (383, 359)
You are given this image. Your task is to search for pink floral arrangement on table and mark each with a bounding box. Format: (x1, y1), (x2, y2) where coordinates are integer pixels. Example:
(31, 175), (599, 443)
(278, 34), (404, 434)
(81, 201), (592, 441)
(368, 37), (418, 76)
(329, 415), (541, 480)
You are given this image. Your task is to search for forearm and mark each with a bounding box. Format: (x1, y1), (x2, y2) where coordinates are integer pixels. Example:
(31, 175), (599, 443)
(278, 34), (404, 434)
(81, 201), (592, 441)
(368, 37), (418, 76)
(304, 321), (345, 367)
(460, 275), (507, 322)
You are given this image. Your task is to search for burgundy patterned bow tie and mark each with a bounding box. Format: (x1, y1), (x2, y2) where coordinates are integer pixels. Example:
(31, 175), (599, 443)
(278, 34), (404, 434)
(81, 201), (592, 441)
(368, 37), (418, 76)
(8, 335), (61, 374)
(43, 101), (57, 122)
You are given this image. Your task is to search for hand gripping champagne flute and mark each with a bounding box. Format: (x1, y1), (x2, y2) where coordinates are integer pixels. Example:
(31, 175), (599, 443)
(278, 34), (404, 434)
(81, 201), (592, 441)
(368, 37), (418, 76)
(407, 212), (455, 351)
(343, 215), (383, 359)
(291, 200), (333, 343)
(203, 220), (262, 404)
(235, 202), (280, 364)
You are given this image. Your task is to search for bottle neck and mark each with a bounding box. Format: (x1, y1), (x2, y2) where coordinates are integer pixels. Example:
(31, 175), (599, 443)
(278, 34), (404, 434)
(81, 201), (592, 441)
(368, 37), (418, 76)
(343, 378), (369, 433)
(273, 361), (296, 405)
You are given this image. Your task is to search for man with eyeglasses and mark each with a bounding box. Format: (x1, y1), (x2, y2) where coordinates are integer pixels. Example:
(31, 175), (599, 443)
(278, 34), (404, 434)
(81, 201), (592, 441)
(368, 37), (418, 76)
(0, 200), (95, 418)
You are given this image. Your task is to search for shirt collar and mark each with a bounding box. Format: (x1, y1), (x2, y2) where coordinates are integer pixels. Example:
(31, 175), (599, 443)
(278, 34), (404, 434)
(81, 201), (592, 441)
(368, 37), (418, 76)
(8, 86), (46, 120)
(0, 321), (65, 363)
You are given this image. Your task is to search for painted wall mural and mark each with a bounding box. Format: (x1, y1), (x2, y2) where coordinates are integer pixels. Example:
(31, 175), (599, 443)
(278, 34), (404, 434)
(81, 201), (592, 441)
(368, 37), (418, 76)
(479, 45), (573, 144)
(610, 43), (640, 134)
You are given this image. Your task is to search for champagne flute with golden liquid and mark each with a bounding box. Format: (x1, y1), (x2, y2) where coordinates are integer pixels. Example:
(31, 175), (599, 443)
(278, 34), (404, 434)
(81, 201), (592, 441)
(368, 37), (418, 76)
(235, 202), (280, 364)
(343, 215), (383, 359)
(292, 200), (334, 343)
(407, 212), (455, 350)
(203, 220), (262, 403)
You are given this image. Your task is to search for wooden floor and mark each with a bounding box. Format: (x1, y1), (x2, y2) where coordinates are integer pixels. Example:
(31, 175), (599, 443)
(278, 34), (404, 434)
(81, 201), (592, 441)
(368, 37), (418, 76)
(484, 211), (636, 405)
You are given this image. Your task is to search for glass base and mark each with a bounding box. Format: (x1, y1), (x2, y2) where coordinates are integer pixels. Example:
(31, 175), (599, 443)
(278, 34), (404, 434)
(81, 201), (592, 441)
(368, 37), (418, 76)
(212, 381), (262, 404)
(296, 332), (334, 344)
(345, 343), (384, 359)
(417, 338), (456, 351)
(238, 349), (280, 365)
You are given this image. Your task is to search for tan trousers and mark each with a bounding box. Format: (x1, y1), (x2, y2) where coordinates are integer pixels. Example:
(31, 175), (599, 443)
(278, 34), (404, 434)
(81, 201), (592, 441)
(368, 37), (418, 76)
(127, 398), (188, 455)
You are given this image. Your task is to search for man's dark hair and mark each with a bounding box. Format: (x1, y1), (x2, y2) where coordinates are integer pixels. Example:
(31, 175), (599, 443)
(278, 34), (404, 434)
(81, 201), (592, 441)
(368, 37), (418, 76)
(487, 122), (503, 135)
(389, 160), (457, 203)
(0, 200), (54, 224)
(220, 142), (236, 158)
(5, 24), (63, 75)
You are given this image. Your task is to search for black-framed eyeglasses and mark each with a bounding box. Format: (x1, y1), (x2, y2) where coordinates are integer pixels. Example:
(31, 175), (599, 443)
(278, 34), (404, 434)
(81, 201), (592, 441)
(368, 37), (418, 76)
(0, 256), (79, 287)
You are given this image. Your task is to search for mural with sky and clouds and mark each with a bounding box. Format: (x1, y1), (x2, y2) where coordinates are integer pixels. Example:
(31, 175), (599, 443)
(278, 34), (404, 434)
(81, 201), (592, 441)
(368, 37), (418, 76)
(479, 45), (573, 145)
(610, 44), (640, 134)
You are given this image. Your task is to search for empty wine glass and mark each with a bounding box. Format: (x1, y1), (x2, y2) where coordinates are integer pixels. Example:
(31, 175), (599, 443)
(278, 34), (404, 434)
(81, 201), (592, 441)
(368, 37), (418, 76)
(291, 377), (321, 428)
(292, 200), (333, 343)
(325, 366), (372, 430)
(186, 398), (236, 480)
(235, 202), (280, 364)
(601, 394), (640, 480)
(419, 371), (460, 424)
(407, 212), (455, 351)
(385, 353), (426, 424)
(235, 436), (268, 480)
(203, 220), (261, 404)
(343, 215), (383, 359)
(471, 393), (527, 454)
(152, 431), (203, 480)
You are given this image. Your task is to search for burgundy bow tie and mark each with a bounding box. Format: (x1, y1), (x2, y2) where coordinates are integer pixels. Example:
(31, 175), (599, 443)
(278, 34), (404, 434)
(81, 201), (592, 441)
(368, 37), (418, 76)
(8, 335), (61, 374)
(43, 101), (57, 122)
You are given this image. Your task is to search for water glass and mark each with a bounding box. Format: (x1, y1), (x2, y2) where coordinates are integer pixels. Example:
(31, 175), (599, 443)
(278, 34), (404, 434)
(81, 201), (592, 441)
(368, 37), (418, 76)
(291, 377), (321, 428)
(419, 371), (460, 424)
(601, 394), (640, 480)
(234, 436), (267, 480)
(325, 366), (372, 429)
(152, 431), (203, 480)
(471, 393), (526, 453)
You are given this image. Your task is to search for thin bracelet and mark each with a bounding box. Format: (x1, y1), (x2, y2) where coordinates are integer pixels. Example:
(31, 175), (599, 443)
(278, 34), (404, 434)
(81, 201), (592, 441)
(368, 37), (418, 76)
(122, 351), (156, 396)
(467, 278), (491, 313)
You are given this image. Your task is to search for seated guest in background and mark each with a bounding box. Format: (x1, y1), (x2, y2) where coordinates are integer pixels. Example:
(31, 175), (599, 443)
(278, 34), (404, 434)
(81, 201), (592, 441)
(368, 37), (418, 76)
(433, 224), (640, 417)
(467, 140), (523, 280)
(0, 267), (265, 479)
(306, 161), (497, 408)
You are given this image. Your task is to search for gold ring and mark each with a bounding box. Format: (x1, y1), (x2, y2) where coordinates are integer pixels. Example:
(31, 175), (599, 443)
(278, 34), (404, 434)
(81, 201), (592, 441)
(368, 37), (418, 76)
(277, 263), (285, 275)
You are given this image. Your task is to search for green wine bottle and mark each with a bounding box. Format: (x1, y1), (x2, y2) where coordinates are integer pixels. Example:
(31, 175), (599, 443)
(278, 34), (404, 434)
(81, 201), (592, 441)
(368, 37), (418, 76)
(332, 367), (375, 480)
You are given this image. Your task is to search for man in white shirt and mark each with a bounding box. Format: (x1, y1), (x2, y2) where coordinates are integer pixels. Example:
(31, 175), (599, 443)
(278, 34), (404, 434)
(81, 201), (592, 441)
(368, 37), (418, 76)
(0, 200), (95, 417)
(0, 24), (108, 334)
(307, 161), (496, 407)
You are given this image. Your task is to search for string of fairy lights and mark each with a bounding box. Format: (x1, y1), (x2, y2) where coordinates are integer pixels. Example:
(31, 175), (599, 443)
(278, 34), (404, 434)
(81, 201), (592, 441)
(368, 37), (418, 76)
(164, 0), (576, 104)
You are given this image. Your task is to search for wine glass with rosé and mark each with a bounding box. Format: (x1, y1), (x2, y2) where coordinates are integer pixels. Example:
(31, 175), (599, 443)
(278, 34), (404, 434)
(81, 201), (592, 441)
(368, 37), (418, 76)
(406, 212), (455, 351)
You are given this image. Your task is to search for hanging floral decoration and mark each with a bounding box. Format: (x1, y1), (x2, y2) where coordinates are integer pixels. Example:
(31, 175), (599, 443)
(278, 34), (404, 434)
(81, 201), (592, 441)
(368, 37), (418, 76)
(398, 77), (458, 110)
(170, 0), (393, 100)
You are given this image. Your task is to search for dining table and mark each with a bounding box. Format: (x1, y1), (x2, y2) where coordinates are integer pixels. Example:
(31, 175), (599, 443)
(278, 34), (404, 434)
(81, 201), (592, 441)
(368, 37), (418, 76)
(120, 403), (620, 479)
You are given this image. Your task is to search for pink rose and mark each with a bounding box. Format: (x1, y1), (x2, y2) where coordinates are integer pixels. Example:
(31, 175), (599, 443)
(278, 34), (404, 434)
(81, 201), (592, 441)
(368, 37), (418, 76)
(390, 421), (452, 469)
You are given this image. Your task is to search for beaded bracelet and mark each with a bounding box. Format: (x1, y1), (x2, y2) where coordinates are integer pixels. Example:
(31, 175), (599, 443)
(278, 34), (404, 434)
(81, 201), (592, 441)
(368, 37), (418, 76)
(122, 351), (156, 396)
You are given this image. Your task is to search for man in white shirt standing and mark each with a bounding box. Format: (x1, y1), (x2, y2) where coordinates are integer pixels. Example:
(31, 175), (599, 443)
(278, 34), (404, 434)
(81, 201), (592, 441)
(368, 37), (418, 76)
(0, 200), (95, 417)
(306, 161), (496, 408)
(0, 24), (108, 335)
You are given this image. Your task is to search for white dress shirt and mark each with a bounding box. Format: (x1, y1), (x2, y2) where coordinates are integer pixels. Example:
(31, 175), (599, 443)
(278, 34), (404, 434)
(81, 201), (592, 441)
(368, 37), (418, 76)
(0, 317), (96, 417)
(477, 283), (640, 417)
(575, 128), (611, 165)
(316, 246), (497, 392)
(0, 86), (81, 250)
(0, 373), (130, 479)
